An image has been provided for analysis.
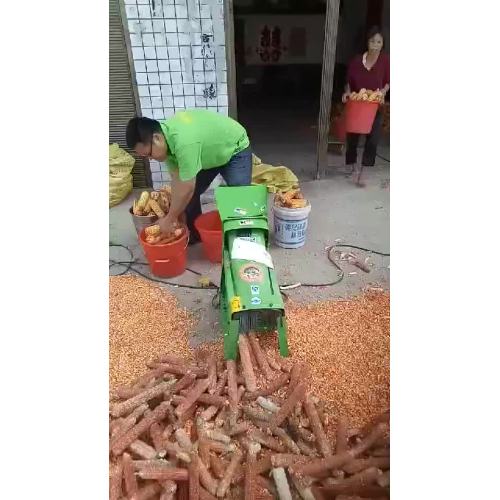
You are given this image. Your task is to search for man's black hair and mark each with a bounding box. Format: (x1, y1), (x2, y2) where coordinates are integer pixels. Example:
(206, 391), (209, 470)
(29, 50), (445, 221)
(126, 116), (162, 149)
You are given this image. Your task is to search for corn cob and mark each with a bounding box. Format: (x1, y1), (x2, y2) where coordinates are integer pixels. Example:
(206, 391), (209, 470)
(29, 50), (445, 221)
(149, 199), (165, 218)
(136, 191), (150, 212)
(145, 225), (161, 237)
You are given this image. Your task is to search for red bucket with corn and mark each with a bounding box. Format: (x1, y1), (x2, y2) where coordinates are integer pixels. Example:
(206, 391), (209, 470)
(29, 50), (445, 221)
(344, 89), (383, 134)
(139, 224), (189, 278)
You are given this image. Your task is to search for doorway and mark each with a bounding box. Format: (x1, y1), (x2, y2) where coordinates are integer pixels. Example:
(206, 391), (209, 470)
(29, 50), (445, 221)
(231, 0), (328, 179)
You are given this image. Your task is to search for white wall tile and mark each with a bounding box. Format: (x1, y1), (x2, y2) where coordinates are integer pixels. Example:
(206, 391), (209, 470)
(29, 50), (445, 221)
(149, 161), (161, 173)
(195, 96), (207, 107)
(182, 70), (194, 83)
(204, 59), (215, 71)
(161, 85), (172, 96)
(218, 83), (227, 95)
(204, 71), (216, 83)
(171, 72), (182, 84)
(195, 84), (205, 96)
(151, 96), (163, 108)
(149, 85), (161, 96)
(146, 60), (158, 72)
(154, 33), (166, 46)
(174, 96), (185, 108)
(125, 5), (138, 18)
(189, 19), (201, 33)
(179, 46), (191, 59)
(192, 46), (203, 58)
(128, 20), (140, 33)
(218, 107), (228, 115)
(152, 172), (162, 182)
(173, 84), (184, 96)
(178, 33), (191, 46)
(176, 0), (187, 6)
(217, 70), (227, 83)
(168, 46), (180, 59)
(185, 96), (196, 108)
(138, 5), (151, 18)
(176, 5), (188, 18)
(216, 57), (226, 70)
(166, 33), (178, 46)
(142, 33), (155, 46)
(138, 85), (150, 97)
(163, 96), (174, 107)
(144, 47), (157, 59)
(165, 20), (177, 32)
(159, 72), (171, 84)
(217, 94), (228, 106)
(194, 72), (204, 83)
(156, 47), (168, 59)
(137, 0), (149, 4)
(140, 20), (153, 32)
(153, 108), (165, 119)
(152, 19), (164, 32)
(184, 83), (194, 95)
(164, 108), (176, 118)
(140, 97), (152, 108)
(124, 0), (137, 4)
(129, 33), (142, 46)
(169, 59), (181, 71)
(152, 3), (163, 17)
(142, 109), (154, 118)
(192, 59), (203, 71)
(134, 60), (146, 72)
(201, 19), (213, 33)
(163, 5), (176, 18)
(147, 72), (160, 84)
(158, 60), (169, 72)
(200, 5), (210, 18)
(132, 47), (145, 60)
(136, 73), (148, 85)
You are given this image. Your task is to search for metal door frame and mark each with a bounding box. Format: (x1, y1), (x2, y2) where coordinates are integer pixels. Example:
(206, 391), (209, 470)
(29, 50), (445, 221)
(316, 0), (341, 179)
(224, 0), (238, 119)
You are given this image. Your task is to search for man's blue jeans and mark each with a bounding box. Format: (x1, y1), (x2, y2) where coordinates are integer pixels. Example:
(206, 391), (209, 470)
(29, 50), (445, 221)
(185, 146), (252, 243)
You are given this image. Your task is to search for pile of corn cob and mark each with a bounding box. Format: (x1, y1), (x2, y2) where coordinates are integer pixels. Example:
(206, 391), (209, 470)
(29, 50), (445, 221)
(274, 189), (309, 209)
(144, 224), (185, 246)
(109, 335), (390, 500)
(133, 186), (172, 218)
(349, 89), (384, 104)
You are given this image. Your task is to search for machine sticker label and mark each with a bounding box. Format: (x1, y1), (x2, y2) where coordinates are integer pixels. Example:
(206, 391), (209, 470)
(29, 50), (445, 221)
(251, 297), (262, 305)
(250, 285), (260, 295)
(239, 236), (257, 243)
(239, 220), (254, 226)
(239, 264), (263, 283)
(234, 207), (247, 215)
(230, 296), (242, 314)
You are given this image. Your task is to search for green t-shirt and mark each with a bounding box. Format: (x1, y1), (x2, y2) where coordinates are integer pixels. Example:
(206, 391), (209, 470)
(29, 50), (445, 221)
(160, 110), (250, 181)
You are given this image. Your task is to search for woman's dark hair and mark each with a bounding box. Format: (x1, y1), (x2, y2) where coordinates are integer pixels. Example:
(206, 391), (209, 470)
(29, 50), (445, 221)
(366, 26), (384, 47)
(126, 116), (162, 149)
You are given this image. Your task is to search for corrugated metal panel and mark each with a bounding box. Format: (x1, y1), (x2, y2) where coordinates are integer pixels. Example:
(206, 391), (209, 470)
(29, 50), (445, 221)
(109, 0), (151, 188)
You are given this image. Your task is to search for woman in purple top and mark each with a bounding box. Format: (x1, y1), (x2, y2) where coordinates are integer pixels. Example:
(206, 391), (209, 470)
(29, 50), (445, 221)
(342, 26), (390, 186)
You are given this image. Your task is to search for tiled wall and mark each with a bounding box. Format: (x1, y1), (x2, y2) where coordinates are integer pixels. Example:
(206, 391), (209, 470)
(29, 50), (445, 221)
(123, 0), (228, 188)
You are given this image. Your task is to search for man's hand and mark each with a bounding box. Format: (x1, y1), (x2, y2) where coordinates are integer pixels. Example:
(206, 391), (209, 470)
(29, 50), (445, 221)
(158, 215), (176, 236)
(342, 92), (350, 104)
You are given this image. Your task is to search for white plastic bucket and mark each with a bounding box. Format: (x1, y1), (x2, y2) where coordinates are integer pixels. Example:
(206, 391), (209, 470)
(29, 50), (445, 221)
(273, 203), (312, 249)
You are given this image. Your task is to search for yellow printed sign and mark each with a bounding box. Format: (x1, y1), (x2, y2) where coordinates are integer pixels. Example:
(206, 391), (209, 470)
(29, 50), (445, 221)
(230, 296), (242, 314)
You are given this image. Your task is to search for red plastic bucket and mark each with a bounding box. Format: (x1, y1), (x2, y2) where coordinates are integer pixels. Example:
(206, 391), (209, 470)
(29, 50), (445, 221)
(345, 100), (379, 134)
(194, 211), (223, 263)
(139, 226), (189, 278)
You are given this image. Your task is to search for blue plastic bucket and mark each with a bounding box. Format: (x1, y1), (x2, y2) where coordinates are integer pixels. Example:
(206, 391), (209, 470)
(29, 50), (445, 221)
(273, 203), (312, 249)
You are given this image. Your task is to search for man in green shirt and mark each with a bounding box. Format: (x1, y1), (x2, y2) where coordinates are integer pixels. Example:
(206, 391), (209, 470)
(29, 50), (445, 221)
(126, 109), (251, 243)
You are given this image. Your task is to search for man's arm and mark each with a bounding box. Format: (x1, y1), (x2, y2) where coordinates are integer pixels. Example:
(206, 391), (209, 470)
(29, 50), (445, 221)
(158, 168), (195, 234)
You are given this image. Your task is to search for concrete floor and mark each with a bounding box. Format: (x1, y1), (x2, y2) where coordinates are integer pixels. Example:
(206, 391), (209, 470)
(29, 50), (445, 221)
(109, 163), (390, 346)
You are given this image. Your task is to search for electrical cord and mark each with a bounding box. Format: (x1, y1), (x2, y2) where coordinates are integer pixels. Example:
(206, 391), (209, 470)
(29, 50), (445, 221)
(109, 242), (389, 293)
